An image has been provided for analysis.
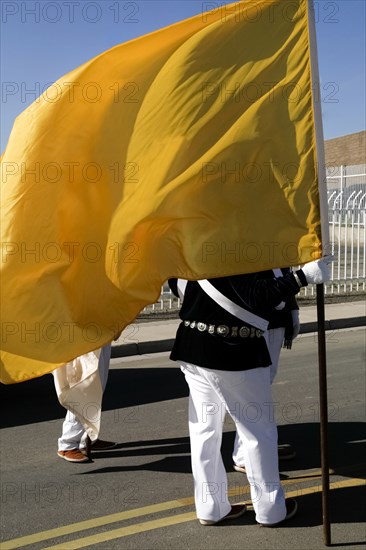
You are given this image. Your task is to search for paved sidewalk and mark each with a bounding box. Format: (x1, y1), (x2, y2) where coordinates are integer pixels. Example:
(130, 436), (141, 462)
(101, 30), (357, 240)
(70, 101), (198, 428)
(112, 300), (365, 357)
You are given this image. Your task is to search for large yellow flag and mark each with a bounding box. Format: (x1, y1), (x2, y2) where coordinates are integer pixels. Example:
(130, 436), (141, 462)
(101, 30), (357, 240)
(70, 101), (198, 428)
(1, 0), (326, 383)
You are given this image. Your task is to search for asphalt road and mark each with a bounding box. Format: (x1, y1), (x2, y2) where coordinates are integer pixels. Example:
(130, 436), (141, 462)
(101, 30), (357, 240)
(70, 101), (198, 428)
(1, 328), (365, 550)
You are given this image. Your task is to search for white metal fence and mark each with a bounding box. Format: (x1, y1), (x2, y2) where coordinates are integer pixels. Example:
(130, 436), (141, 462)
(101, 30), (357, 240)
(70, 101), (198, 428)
(317, 163), (365, 295)
(144, 164), (366, 312)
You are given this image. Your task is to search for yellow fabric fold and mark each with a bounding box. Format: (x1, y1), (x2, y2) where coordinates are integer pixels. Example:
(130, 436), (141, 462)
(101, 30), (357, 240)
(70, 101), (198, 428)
(1, 0), (323, 383)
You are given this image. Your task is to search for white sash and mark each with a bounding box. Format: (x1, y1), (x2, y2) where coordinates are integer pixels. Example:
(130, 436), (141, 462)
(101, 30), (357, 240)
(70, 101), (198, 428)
(177, 279), (187, 301)
(197, 279), (268, 331)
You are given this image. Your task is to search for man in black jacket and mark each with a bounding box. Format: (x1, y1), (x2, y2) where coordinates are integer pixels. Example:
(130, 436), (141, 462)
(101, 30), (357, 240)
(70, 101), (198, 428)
(169, 257), (331, 527)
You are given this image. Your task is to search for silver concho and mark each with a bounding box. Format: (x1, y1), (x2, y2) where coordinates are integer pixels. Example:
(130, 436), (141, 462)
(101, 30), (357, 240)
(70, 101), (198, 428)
(197, 322), (207, 332)
(231, 327), (238, 337)
(256, 329), (263, 338)
(184, 320), (190, 327)
(208, 325), (215, 334)
(217, 325), (229, 336)
(190, 321), (196, 329)
(239, 326), (250, 338)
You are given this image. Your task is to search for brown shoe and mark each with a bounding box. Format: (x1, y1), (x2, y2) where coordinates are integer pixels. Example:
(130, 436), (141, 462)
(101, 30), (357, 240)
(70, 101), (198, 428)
(199, 504), (247, 526)
(91, 439), (117, 450)
(57, 449), (89, 463)
(80, 438), (117, 457)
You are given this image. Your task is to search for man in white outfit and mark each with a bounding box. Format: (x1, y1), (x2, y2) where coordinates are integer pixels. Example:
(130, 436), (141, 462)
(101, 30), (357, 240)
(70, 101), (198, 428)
(57, 344), (117, 463)
(169, 258), (331, 527)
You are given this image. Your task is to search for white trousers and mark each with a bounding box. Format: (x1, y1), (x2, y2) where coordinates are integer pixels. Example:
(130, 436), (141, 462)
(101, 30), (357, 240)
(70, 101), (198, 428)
(180, 360), (286, 525)
(58, 345), (111, 451)
(232, 327), (285, 467)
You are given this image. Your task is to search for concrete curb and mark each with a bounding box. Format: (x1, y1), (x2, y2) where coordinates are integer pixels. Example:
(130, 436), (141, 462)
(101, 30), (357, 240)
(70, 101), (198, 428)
(111, 316), (365, 359)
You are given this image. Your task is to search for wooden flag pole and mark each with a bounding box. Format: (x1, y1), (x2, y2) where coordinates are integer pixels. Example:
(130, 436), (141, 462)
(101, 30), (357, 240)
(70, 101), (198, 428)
(316, 283), (331, 545)
(308, 0), (332, 544)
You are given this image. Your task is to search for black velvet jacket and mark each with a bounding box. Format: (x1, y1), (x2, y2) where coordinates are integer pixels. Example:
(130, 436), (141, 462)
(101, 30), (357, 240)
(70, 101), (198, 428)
(169, 271), (301, 371)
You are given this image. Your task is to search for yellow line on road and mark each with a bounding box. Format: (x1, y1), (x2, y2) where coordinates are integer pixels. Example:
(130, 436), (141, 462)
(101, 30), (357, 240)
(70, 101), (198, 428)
(283, 463), (366, 479)
(43, 512), (197, 550)
(2, 477), (364, 550)
(0, 497), (194, 550)
(43, 478), (365, 550)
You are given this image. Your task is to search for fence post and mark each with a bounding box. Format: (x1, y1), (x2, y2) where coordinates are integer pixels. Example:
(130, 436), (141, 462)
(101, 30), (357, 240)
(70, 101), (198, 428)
(340, 165), (345, 209)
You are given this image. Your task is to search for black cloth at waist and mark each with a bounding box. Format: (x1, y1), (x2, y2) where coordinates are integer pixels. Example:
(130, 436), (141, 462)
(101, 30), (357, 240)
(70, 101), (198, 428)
(170, 322), (271, 371)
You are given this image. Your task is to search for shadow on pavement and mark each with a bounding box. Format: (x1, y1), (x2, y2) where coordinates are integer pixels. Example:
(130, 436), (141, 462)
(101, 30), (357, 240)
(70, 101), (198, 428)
(276, 422), (366, 479)
(77, 423), (365, 482)
(0, 367), (188, 428)
(1, 369), (365, 483)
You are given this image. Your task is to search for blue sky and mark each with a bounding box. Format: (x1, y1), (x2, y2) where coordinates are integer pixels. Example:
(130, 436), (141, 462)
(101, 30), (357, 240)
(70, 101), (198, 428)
(1, 0), (365, 148)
